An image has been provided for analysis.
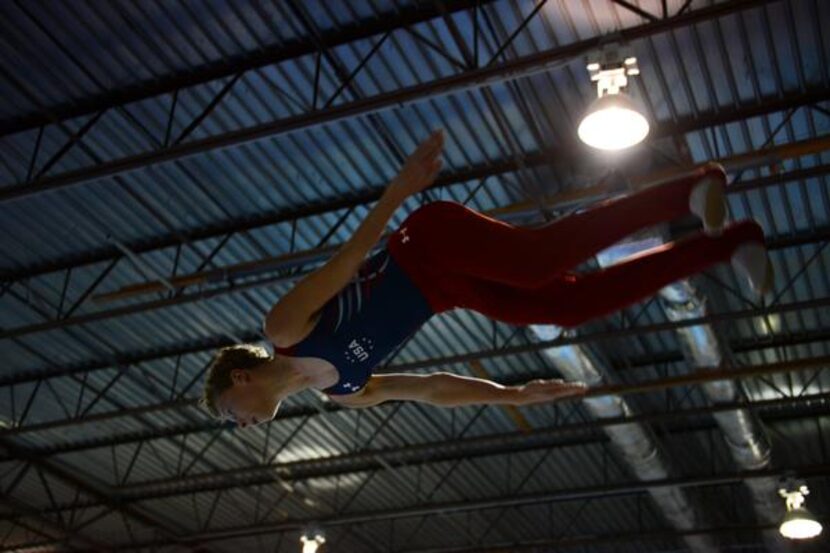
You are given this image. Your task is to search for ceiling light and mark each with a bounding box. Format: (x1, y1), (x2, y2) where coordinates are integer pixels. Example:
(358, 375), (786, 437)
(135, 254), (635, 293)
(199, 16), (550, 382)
(779, 484), (823, 540)
(579, 54), (649, 151)
(300, 530), (326, 553)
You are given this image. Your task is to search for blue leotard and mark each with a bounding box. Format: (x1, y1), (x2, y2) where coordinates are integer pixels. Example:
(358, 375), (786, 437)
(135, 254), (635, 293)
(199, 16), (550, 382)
(273, 249), (434, 395)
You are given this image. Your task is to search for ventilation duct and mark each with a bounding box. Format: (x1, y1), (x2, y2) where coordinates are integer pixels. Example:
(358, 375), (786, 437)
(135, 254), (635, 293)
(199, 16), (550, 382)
(660, 281), (785, 550)
(597, 236), (784, 550)
(529, 325), (717, 553)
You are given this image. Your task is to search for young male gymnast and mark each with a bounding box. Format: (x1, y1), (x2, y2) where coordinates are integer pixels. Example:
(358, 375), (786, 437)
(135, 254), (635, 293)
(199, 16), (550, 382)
(201, 130), (772, 427)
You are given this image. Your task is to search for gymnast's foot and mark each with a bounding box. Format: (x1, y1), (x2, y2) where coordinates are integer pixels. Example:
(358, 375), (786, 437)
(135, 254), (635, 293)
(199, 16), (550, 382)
(689, 162), (727, 236)
(517, 379), (588, 404)
(731, 241), (775, 297)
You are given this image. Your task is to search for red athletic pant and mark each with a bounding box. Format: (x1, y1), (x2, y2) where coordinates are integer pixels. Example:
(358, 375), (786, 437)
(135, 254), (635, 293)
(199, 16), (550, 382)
(388, 168), (765, 328)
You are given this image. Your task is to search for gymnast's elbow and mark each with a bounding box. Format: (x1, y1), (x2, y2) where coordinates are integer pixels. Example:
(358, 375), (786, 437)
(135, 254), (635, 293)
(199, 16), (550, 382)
(263, 307), (300, 348)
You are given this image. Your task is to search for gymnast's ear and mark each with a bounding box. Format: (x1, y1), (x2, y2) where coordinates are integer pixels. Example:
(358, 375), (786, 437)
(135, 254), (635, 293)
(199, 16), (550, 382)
(230, 368), (251, 386)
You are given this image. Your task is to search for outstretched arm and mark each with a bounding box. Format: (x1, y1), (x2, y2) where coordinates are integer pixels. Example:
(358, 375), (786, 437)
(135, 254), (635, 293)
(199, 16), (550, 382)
(265, 131), (445, 347)
(328, 373), (587, 409)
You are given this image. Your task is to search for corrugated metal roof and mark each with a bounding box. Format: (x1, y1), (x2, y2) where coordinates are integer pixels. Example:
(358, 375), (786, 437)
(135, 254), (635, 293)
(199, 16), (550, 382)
(2, 0), (830, 551)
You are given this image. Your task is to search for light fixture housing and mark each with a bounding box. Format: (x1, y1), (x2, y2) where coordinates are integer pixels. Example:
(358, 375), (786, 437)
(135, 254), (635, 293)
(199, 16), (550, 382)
(300, 531), (326, 553)
(778, 483), (823, 540)
(578, 53), (650, 151)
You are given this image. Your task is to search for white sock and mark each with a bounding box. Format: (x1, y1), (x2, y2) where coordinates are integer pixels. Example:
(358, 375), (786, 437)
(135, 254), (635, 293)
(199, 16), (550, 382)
(731, 242), (770, 296)
(688, 174), (725, 236)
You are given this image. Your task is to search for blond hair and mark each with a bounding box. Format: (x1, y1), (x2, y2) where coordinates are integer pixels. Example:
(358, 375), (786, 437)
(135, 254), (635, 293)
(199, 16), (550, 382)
(200, 344), (272, 418)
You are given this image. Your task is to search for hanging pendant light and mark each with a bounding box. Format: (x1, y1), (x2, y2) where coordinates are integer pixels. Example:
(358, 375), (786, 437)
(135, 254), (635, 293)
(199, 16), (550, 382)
(300, 530), (326, 552)
(578, 55), (650, 151)
(779, 483), (823, 540)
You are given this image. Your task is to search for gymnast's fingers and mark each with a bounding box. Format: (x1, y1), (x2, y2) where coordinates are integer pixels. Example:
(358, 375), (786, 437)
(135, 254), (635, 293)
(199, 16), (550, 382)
(413, 129), (444, 160)
(555, 382), (589, 398)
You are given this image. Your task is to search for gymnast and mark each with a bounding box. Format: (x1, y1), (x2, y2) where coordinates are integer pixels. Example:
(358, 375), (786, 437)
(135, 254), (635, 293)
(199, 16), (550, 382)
(201, 130), (772, 427)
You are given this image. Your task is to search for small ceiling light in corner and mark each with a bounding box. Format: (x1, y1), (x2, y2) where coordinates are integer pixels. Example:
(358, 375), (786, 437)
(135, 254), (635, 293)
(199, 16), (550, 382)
(300, 529), (326, 553)
(779, 481), (823, 540)
(578, 51), (649, 151)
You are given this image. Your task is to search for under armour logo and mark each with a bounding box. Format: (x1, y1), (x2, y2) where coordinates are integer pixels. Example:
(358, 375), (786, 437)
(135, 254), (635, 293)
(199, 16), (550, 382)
(401, 227), (410, 244)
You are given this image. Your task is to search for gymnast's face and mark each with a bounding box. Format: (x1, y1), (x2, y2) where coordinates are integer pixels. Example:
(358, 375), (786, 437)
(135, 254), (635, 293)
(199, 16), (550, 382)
(216, 366), (281, 429)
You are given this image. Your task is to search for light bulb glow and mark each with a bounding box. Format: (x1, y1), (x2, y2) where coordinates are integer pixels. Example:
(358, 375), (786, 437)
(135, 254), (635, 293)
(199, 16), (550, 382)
(578, 94), (649, 150)
(778, 486), (823, 541)
(780, 510), (823, 540)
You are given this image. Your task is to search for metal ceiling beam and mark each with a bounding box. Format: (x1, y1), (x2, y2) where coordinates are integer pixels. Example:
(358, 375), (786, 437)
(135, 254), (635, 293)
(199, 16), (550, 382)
(3, 130), (827, 290)
(2, 299), (829, 439)
(0, 332), (260, 387)
(5, 404), (828, 525)
(1, 219), (827, 346)
(389, 297), (830, 372)
(0, 438), (182, 547)
(0, 398), (744, 463)
(0, 0), (785, 205)
(0, 0), (490, 137)
(48, 396), (830, 508)
(0, 1), (824, 548)
(66, 464), (830, 549)
(2, 318), (808, 390)
(2, 138), (827, 293)
(2, 355), (828, 507)
(92, 142), (830, 304)
(4, 327), (829, 457)
(379, 520), (828, 553)
(0, 397), (314, 439)
(0, 224), (827, 392)
(11, 518), (825, 553)
(489, 141), (830, 220)
(6, 410), (830, 536)
(0, 495), (107, 550)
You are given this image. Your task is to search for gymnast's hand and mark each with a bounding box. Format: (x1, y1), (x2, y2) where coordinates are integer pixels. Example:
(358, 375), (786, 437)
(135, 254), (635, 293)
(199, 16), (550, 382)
(387, 130), (445, 200)
(264, 130), (444, 347)
(518, 379), (589, 403)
